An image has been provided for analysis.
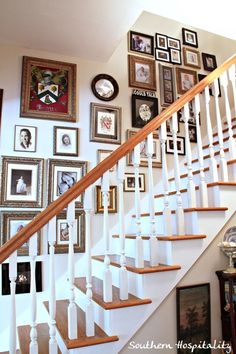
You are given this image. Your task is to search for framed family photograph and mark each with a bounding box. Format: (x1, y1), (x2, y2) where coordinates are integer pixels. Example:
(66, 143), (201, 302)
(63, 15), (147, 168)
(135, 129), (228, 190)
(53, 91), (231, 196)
(1, 211), (41, 256)
(1, 156), (44, 207)
(155, 49), (170, 63)
(129, 30), (154, 57)
(48, 159), (87, 207)
(14, 125), (37, 152)
(128, 55), (156, 91)
(182, 28), (198, 48)
(202, 53), (217, 71)
(95, 185), (117, 213)
(159, 64), (175, 107)
(90, 102), (121, 144)
(170, 49), (182, 65)
(20, 56), (77, 121)
(168, 37), (181, 50)
(53, 126), (79, 156)
(188, 125), (197, 143)
(176, 67), (198, 95)
(97, 149), (115, 172)
(132, 94), (158, 128)
(183, 47), (201, 69)
(155, 33), (168, 50)
(124, 173), (145, 192)
(176, 283), (211, 354)
(166, 135), (185, 155)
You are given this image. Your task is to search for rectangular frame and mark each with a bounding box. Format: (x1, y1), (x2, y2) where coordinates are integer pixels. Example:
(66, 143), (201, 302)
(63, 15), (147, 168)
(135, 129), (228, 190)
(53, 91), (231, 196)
(131, 94), (158, 128)
(182, 28), (198, 48)
(202, 53), (217, 72)
(128, 54), (156, 91)
(1, 156), (44, 207)
(183, 47), (201, 69)
(48, 158), (87, 208)
(155, 33), (168, 50)
(97, 149), (115, 172)
(20, 56), (77, 121)
(166, 135), (185, 155)
(128, 30), (154, 57)
(14, 125), (37, 152)
(95, 185), (117, 213)
(90, 102), (121, 144)
(155, 49), (170, 63)
(177, 100), (200, 126)
(188, 125), (197, 143)
(176, 283), (211, 354)
(170, 49), (182, 65)
(167, 37), (181, 50)
(124, 173), (145, 192)
(176, 67), (198, 95)
(53, 126), (79, 156)
(159, 64), (176, 107)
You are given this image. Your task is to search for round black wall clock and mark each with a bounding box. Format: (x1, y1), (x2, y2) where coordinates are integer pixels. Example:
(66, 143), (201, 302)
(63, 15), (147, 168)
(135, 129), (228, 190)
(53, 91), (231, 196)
(91, 74), (119, 101)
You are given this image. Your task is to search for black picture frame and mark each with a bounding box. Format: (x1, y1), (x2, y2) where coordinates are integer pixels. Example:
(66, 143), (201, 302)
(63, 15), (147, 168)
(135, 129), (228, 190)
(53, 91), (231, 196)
(182, 28), (198, 48)
(188, 124), (197, 143)
(155, 49), (170, 63)
(198, 74), (221, 97)
(202, 53), (217, 72)
(166, 135), (185, 155)
(129, 30), (154, 57)
(170, 49), (182, 65)
(155, 33), (168, 50)
(131, 94), (158, 128)
(167, 37), (181, 50)
(91, 74), (119, 101)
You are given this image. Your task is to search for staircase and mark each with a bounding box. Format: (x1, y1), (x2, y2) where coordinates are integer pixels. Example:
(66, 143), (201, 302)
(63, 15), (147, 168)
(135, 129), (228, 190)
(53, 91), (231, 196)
(0, 54), (236, 354)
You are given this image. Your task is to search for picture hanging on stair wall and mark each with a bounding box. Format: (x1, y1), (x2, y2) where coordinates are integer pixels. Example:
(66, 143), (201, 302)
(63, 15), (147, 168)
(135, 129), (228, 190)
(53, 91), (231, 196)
(131, 94), (158, 128)
(166, 135), (185, 155)
(128, 55), (156, 91)
(95, 185), (117, 213)
(129, 30), (154, 57)
(182, 28), (198, 48)
(201, 53), (217, 72)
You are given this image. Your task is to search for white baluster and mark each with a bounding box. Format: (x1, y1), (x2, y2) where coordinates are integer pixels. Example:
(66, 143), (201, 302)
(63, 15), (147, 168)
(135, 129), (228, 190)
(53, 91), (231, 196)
(102, 171), (112, 302)
(183, 103), (196, 208)
(48, 216), (58, 353)
(160, 122), (172, 235)
(29, 234), (38, 354)
(228, 64), (236, 117)
(116, 157), (128, 300)
(133, 144), (144, 268)
(147, 133), (158, 266)
(220, 71), (236, 159)
(212, 79), (228, 181)
(204, 86), (218, 182)
(84, 187), (95, 336)
(9, 251), (17, 354)
(67, 200), (77, 339)
(172, 112), (185, 235)
(194, 95), (208, 207)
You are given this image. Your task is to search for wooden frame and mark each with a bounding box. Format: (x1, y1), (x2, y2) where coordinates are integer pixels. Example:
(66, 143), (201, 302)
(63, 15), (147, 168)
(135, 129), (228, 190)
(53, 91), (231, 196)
(91, 74), (119, 101)
(20, 56), (76, 121)
(176, 283), (211, 354)
(128, 55), (156, 91)
(53, 126), (79, 156)
(14, 125), (37, 152)
(159, 64), (175, 107)
(97, 149), (115, 172)
(176, 67), (197, 95)
(124, 173), (145, 192)
(129, 30), (154, 57)
(1, 211), (41, 256)
(167, 37), (181, 50)
(131, 94), (158, 128)
(126, 129), (162, 168)
(183, 47), (201, 69)
(95, 185), (117, 213)
(170, 49), (182, 65)
(202, 53), (217, 72)
(182, 28), (198, 48)
(155, 33), (168, 50)
(166, 135), (185, 155)
(155, 49), (170, 63)
(48, 158), (87, 207)
(90, 102), (121, 144)
(1, 156), (44, 207)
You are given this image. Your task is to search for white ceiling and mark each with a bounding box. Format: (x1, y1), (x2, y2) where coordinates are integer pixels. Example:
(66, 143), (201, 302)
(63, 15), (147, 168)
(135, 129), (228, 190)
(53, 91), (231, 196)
(0, 0), (235, 62)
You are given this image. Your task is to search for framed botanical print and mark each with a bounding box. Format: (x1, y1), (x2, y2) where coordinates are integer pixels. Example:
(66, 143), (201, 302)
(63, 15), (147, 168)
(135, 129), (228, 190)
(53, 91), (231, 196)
(159, 64), (175, 107)
(131, 94), (158, 128)
(202, 53), (217, 71)
(155, 33), (168, 50)
(1, 156), (44, 207)
(124, 173), (145, 192)
(176, 67), (198, 95)
(90, 102), (121, 144)
(95, 185), (117, 213)
(20, 56), (76, 121)
(182, 28), (198, 48)
(166, 135), (185, 155)
(97, 149), (115, 172)
(14, 125), (37, 152)
(53, 126), (79, 156)
(48, 159), (87, 207)
(128, 31), (154, 57)
(128, 55), (156, 91)
(183, 47), (201, 69)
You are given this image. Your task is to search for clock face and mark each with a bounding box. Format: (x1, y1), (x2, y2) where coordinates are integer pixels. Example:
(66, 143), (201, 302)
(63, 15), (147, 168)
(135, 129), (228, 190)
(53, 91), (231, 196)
(139, 104), (151, 121)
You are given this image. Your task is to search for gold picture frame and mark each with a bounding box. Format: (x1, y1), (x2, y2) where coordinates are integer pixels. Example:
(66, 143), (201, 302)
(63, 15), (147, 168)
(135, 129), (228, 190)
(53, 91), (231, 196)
(176, 67), (197, 95)
(183, 47), (201, 69)
(95, 185), (117, 213)
(128, 54), (156, 91)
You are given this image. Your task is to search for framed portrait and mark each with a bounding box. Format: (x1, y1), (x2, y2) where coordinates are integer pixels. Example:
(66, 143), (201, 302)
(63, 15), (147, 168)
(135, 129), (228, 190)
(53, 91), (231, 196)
(124, 173), (145, 192)
(53, 210), (85, 254)
(20, 56), (76, 121)
(176, 283), (211, 354)
(97, 149), (115, 172)
(166, 135), (185, 155)
(155, 33), (168, 50)
(188, 125), (197, 143)
(182, 28), (198, 48)
(1, 211), (41, 256)
(14, 125), (37, 152)
(159, 64), (175, 107)
(128, 31), (154, 57)
(128, 55), (156, 91)
(167, 37), (181, 50)
(90, 102), (121, 144)
(170, 49), (181, 65)
(48, 159), (87, 207)
(1, 156), (44, 207)
(126, 130), (162, 168)
(53, 126), (79, 156)
(91, 74), (119, 101)
(202, 53), (217, 72)
(176, 67), (197, 95)
(2, 262), (42, 295)
(198, 73), (221, 97)
(0, 88), (3, 132)
(155, 49), (170, 63)
(95, 185), (117, 213)
(183, 47), (201, 69)
(131, 94), (158, 128)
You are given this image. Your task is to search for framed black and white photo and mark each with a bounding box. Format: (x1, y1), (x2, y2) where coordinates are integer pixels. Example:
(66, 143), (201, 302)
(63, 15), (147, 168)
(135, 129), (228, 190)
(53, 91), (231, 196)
(202, 53), (217, 72)
(155, 49), (170, 63)
(166, 135), (185, 155)
(159, 64), (175, 107)
(53, 126), (79, 156)
(188, 125), (197, 143)
(124, 173), (145, 192)
(132, 94), (158, 128)
(167, 37), (181, 50)
(129, 30), (154, 57)
(155, 33), (168, 50)
(177, 100), (200, 126)
(182, 28), (198, 48)
(183, 47), (201, 69)
(128, 55), (156, 91)
(170, 49), (181, 65)
(1, 156), (44, 207)
(14, 125), (37, 152)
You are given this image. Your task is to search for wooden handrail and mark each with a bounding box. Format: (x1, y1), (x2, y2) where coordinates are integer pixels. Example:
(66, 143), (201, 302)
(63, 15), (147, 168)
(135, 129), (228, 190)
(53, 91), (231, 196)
(0, 53), (236, 264)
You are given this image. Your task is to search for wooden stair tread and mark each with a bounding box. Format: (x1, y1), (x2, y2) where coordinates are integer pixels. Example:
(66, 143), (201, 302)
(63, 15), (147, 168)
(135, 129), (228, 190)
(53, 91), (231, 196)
(133, 207), (228, 218)
(74, 276), (152, 309)
(44, 300), (118, 349)
(17, 323), (62, 354)
(112, 234), (206, 241)
(212, 123), (236, 138)
(112, 234), (150, 240)
(92, 255), (181, 274)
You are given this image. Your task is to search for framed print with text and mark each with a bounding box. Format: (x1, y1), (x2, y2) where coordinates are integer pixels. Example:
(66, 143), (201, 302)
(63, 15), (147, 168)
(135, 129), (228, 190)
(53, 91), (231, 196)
(128, 55), (156, 91)
(53, 126), (79, 156)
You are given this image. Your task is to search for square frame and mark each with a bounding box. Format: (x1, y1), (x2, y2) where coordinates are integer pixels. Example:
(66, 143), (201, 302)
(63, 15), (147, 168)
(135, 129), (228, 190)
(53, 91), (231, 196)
(183, 47), (201, 69)
(159, 64), (176, 107)
(1, 156), (44, 207)
(97, 149), (115, 172)
(124, 173), (145, 192)
(182, 28), (198, 48)
(20, 56), (77, 121)
(128, 55), (156, 91)
(202, 53), (217, 72)
(14, 125), (37, 152)
(155, 49), (170, 63)
(166, 135), (185, 155)
(131, 94), (158, 128)
(90, 102), (121, 144)
(176, 283), (211, 354)
(155, 33), (168, 50)
(95, 185), (117, 213)
(176, 67), (198, 95)
(53, 126), (79, 156)
(128, 31), (154, 57)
